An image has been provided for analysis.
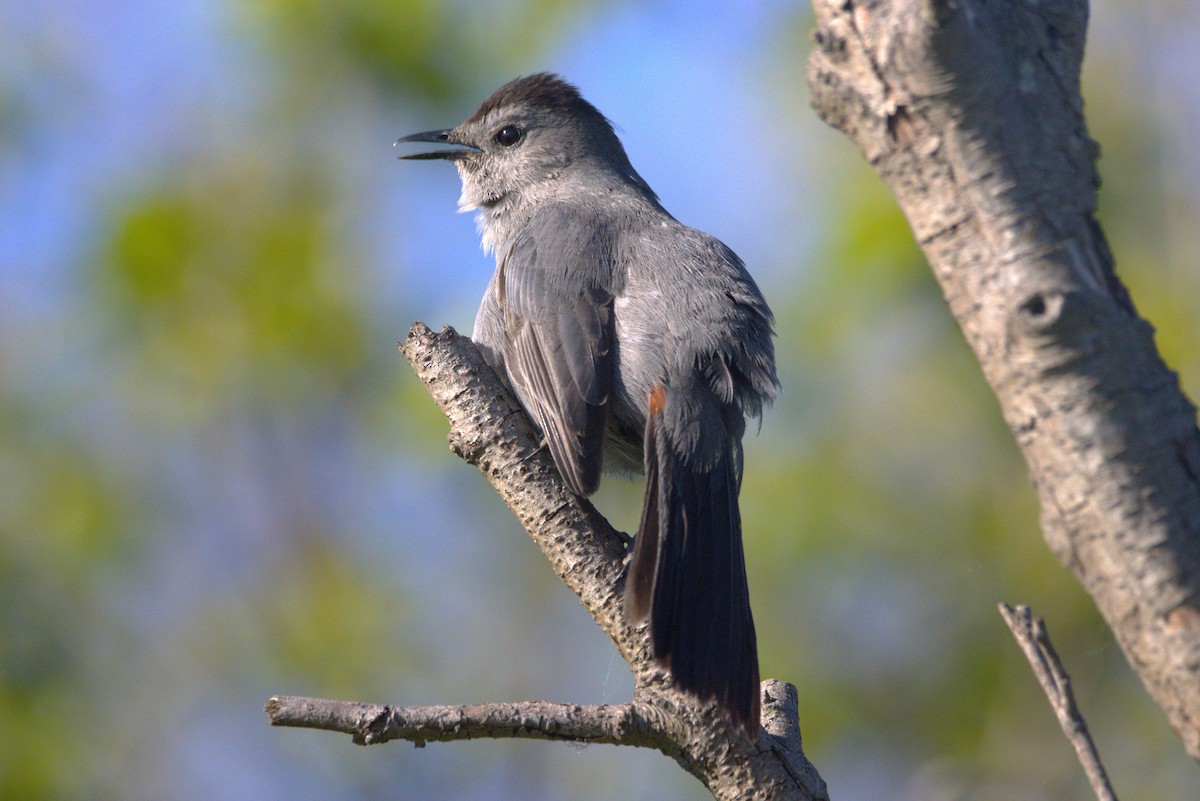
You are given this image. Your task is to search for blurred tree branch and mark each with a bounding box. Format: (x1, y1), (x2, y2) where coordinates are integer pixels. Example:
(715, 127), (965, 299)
(999, 604), (1118, 801)
(808, 0), (1200, 762)
(265, 323), (828, 801)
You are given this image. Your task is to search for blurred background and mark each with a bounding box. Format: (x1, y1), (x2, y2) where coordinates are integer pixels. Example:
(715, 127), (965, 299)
(2, 1), (1199, 799)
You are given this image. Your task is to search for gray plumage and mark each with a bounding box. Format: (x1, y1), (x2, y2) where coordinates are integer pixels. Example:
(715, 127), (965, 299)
(398, 73), (777, 735)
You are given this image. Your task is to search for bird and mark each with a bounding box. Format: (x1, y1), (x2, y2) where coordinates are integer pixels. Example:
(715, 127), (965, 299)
(397, 73), (777, 735)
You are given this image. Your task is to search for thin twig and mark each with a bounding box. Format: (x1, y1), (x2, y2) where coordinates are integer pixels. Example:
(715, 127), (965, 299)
(998, 603), (1119, 801)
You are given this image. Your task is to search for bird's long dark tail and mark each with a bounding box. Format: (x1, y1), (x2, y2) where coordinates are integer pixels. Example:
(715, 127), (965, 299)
(625, 389), (760, 735)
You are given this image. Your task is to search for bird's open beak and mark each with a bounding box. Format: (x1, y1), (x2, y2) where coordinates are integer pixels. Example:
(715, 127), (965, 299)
(394, 129), (480, 160)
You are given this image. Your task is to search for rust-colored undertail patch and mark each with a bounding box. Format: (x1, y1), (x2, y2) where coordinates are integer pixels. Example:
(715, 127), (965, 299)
(648, 385), (666, 416)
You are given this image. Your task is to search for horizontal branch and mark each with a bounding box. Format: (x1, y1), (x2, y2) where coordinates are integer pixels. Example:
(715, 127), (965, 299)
(265, 680), (825, 801)
(265, 695), (655, 748)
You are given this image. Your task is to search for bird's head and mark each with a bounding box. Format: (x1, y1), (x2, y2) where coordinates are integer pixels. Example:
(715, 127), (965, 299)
(397, 73), (641, 215)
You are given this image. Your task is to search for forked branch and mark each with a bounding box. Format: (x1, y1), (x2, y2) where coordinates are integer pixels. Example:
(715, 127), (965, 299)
(263, 323), (828, 801)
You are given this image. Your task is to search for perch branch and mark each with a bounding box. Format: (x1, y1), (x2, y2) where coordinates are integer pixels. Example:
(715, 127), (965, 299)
(265, 696), (654, 747)
(999, 604), (1119, 801)
(263, 323), (828, 801)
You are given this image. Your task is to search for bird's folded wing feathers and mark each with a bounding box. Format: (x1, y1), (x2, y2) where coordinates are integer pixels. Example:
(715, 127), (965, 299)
(498, 206), (614, 496)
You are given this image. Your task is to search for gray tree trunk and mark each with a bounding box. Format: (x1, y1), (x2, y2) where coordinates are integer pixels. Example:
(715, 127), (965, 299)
(807, 0), (1200, 760)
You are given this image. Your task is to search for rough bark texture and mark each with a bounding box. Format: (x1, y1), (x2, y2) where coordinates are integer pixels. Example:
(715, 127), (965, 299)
(269, 323), (827, 801)
(267, 681), (819, 796)
(808, 0), (1200, 759)
(266, 697), (656, 747)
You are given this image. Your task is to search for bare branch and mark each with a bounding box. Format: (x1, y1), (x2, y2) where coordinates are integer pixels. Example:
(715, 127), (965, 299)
(263, 323), (829, 801)
(397, 323), (633, 664)
(999, 604), (1119, 801)
(808, 0), (1200, 758)
(265, 696), (655, 747)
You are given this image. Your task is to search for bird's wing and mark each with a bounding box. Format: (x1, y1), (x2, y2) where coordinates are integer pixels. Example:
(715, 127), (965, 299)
(497, 205), (614, 496)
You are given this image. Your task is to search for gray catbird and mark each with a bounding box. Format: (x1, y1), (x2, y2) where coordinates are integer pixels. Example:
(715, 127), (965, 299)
(398, 73), (777, 734)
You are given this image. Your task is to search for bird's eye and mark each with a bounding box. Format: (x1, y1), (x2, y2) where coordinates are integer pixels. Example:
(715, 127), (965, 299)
(495, 125), (522, 147)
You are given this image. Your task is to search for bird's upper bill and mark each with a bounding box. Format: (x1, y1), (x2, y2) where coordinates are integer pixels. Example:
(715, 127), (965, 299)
(394, 129), (480, 160)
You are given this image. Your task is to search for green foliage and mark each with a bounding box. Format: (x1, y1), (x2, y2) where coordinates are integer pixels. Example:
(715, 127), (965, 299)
(99, 169), (368, 419)
(240, 0), (609, 98)
(0, 394), (136, 799)
(246, 0), (459, 95)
